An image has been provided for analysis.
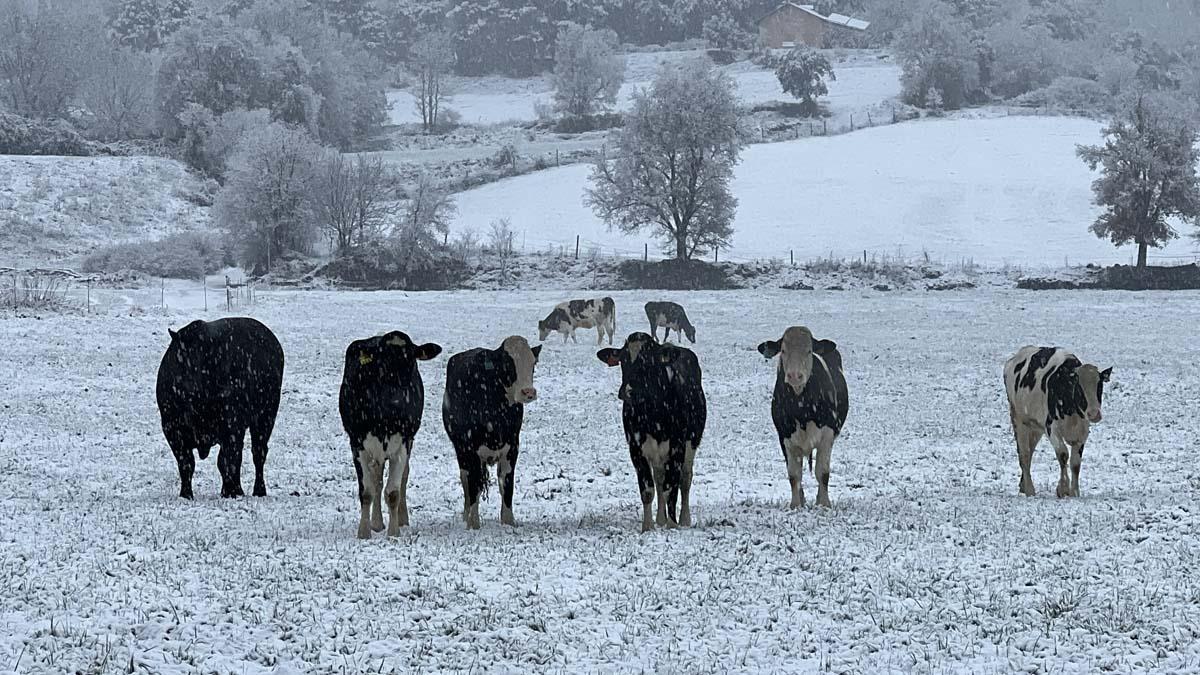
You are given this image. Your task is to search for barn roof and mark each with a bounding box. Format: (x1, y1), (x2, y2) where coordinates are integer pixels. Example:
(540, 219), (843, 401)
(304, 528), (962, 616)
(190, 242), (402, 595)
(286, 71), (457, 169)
(756, 3), (871, 31)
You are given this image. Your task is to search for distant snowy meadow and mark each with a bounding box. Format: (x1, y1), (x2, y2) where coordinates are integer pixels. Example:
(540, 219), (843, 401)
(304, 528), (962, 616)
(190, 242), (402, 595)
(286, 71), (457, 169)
(3, 288), (1199, 673)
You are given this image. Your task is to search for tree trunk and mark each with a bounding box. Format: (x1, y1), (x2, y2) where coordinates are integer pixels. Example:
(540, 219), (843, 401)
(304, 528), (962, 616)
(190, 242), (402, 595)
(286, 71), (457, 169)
(676, 235), (687, 260)
(1137, 241), (1148, 268)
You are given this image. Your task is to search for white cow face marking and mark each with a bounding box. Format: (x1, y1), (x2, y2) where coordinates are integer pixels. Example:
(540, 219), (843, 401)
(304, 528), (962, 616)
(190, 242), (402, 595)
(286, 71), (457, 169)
(760, 326), (814, 394)
(1076, 364), (1112, 423)
(502, 336), (541, 404)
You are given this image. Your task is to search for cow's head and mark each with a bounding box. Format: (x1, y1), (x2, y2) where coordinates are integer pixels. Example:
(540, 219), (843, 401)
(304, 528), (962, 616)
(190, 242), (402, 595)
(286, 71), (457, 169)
(537, 320), (552, 342)
(597, 332), (684, 402)
(499, 336), (541, 404)
(682, 323), (696, 344)
(348, 331), (442, 375)
(757, 326), (836, 394)
(1075, 363), (1113, 423)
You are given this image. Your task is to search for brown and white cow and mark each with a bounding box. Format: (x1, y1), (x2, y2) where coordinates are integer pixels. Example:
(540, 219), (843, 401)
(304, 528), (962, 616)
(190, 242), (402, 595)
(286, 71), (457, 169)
(538, 297), (616, 345)
(1004, 346), (1112, 498)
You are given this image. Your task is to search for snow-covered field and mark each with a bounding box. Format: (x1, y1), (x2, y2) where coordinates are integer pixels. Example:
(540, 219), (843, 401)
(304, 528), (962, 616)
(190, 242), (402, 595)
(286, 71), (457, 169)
(0, 155), (212, 266)
(450, 116), (1200, 266)
(3, 288), (1200, 673)
(386, 50), (901, 126)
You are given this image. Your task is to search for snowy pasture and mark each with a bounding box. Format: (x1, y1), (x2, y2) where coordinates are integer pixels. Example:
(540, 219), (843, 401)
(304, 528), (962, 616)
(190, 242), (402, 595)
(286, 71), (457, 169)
(450, 116), (1200, 266)
(386, 50), (900, 126)
(3, 288), (1200, 673)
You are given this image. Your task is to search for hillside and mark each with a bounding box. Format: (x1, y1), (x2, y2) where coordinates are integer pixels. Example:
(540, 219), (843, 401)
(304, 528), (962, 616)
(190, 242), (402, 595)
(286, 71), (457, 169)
(0, 155), (212, 267)
(449, 116), (1200, 268)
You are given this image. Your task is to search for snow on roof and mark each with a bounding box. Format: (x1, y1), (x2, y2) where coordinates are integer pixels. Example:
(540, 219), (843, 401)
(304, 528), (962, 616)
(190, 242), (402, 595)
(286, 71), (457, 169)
(758, 2), (871, 31)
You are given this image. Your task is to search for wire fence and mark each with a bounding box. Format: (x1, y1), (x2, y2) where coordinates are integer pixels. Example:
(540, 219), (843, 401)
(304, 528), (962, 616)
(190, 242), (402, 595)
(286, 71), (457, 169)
(0, 268), (259, 313)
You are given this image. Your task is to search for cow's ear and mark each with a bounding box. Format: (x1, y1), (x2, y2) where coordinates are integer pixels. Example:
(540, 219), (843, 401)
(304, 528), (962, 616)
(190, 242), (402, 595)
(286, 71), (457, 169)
(597, 348), (621, 367)
(659, 344), (681, 364)
(531, 344), (542, 361)
(757, 340), (781, 359)
(415, 343), (442, 361)
(1100, 366), (1113, 382)
(813, 338), (837, 354)
(1062, 356), (1082, 371)
(168, 328), (179, 341)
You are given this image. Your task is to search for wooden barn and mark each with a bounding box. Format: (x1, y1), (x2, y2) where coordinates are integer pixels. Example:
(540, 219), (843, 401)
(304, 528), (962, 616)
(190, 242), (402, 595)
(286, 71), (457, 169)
(756, 3), (870, 49)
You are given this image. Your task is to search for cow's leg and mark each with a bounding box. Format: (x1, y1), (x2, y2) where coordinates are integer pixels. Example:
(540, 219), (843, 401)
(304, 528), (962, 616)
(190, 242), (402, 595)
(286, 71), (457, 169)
(781, 438), (806, 508)
(217, 432), (245, 498)
(814, 430), (834, 508)
(498, 446), (519, 526)
(651, 460), (668, 526)
(356, 441), (384, 540)
(170, 441), (195, 500)
(458, 450), (486, 530)
(383, 435), (411, 536)
(1016, 421), (1039, 497)
(663, 447), (684, 528)
(351, 442), (368, 537)
(1049, 431), (1071, 498)
(679, 442), (696, 527)
(630, 447), (656, 533)
(248, 425), (271, 498)
(648, 321), (657, 341)
(1069, 440), (1085, 498)
(596, 326), (604, 345)
(570, 328), (577, 344)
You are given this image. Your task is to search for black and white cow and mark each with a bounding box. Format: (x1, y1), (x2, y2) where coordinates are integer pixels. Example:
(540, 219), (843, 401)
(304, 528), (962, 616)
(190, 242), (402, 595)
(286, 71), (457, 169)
(597, 333), (706, 532)
(644, 301), (696, 343)
(538, 297), (616, 344)
(156, 317), (284, 499)
(339, 331), (442, 539)
(1004, 346), (1112, 498)
(757, 326), (848, 508)
(443, 336), (542, 529)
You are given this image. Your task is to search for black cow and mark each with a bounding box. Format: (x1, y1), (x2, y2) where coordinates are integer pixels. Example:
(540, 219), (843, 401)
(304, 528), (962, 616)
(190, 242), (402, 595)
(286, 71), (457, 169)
(757, 326), (848, 508)
(443, 336), (542, 530)
(339, 331), (442, 539)
(597, 333), (706, 532)
(644, 301), (696, 343)
(156, 317), (284, 499)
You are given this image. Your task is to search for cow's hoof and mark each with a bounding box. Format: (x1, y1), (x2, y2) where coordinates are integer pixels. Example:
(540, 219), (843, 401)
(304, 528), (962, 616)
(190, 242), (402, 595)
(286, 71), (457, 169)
(179, 491), (194, 500)
(371, 520), (385, 533)
(253, 484), (267, 497)
(679, 513), (691, 527)
(357, 524), (372, 540)
(1056, 484), (1070, 499)
(640, 523), (654, 533)
(816, 497), (831, 508)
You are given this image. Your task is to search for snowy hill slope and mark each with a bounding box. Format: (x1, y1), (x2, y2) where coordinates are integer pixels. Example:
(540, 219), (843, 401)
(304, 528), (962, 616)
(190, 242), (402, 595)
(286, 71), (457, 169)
(0, 155), (212, 266)
(450, 116), (1200, 267)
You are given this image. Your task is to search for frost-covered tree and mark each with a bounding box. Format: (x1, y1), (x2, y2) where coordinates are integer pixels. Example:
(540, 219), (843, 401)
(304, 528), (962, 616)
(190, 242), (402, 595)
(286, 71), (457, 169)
(79, 45), (158, 140)
(895, 0), (981, 110)
(0, 1), (99, 118)
(587, 60), (742, 260)
(551, 22), (624, 118)
(393, 173), (455, 273)
(774, 46), (836, 116)
(111, 0), (193, 51)
(1076, 98), (1200, 268)
(702, 11), (751, 51)
(214, 122), (325, 272)
(411, 30), (454, 132)
(315, 153), (397, 252)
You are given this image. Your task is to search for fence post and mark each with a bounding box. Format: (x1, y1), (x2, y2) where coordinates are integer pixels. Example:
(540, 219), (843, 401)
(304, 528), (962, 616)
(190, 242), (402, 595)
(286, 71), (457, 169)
(892, 105), (897, 124)
(575, 234), (580, 260)
(850, 113), (854, 130)
(160, 277), (164, 309)
(203, 276), (207, 312)
(86, 280), (91, 313)
(714, 248), (719, 263)
(867, 111), (872, 126)
(643, 243), (648, 262)
(823, 119), (827, 135)
(863, 250), (867, 264)
(790, 250), (794, 266)
(555, 149), (560, 166)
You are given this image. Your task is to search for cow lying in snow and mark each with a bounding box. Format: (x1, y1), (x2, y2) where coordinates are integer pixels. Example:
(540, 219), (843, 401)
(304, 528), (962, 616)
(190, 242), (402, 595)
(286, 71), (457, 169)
(1004, 346), (1112, 498)
(598, 333), (706, 532)
(644, 301), (696, 343)
(443, 336), (541, 529)
(156, 317), (284, 499)
(538, 297), (616, 344)
(757, 326), (848, 508)
(339, 331), (442, 539)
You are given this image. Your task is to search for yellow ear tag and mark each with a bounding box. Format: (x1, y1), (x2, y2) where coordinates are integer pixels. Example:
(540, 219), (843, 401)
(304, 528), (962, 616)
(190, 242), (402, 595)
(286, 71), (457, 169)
(358, 352), (374, 366)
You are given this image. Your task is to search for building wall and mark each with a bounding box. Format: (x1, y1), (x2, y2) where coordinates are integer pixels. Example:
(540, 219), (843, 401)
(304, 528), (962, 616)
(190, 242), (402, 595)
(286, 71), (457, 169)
(757, 5), (827, 49)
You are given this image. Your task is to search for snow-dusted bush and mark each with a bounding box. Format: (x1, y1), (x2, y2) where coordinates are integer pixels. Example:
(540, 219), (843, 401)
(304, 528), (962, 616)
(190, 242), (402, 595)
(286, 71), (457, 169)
(0, 112), (95, 156)
(1014, 76), (1111, 113)
(552, 23), (624, 118)
(81, 231), (228, 279)
(774, 46), (836, 117)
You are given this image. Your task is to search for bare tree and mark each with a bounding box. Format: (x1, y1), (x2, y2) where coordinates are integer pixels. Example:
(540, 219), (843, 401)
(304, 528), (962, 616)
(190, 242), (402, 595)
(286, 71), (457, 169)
(315, 153), (398, 253)
(79, 46), (158, 140)
(411, 31), (454, 133)
(0, 1), (96, 118)
(586, 60), (743, 260)
(488, 217), (516, 258)
(393, 172), (456, 277)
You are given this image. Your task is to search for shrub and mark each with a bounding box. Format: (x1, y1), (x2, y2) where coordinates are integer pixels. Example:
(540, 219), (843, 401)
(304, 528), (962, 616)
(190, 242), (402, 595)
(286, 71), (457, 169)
(316, 245), (468, 290)
(553, 112), (624, 134)
(1014, 76), (1111, 113)
(0, 112), (95, 155)
(81, 231), (229, 279)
